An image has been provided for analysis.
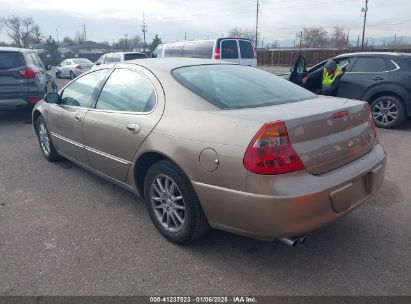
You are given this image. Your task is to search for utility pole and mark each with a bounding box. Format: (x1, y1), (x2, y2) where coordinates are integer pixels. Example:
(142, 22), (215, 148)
(394, 34), (397, 47)
(56, 28), (59, 44)
(141, 13), (148, 50)
(83, 24), (87, 43)
(185, 32), (187, 41)
(361, 0), (368, 51)
(255, 0), (260, 48)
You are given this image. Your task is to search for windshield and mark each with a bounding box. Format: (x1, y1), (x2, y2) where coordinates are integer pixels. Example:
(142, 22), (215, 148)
(73, 58), (92, 64)
(172, 65), (316, 109)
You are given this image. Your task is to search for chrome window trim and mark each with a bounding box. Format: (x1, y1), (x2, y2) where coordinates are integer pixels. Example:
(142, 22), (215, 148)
(50, 132), (132, 165)
(345, 59), (400, 74)
(93, 67), (158, 114)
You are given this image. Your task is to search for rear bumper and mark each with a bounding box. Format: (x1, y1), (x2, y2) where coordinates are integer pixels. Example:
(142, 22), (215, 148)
(0, 94), (43, 108)
(193, 144), (386, 240)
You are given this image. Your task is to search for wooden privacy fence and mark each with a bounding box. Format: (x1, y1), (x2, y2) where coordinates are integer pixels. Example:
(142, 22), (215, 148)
(257, 48), (411, 66)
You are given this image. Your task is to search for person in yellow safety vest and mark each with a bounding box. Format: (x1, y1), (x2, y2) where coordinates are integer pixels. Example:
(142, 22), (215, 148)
(302, 59), (345, 97)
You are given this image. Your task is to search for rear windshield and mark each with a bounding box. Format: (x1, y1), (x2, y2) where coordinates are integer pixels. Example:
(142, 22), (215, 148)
(124, 53), (148, 60)
(73, 58), (92, 64)
(239, 40), (254, 59)
(172, 65), (315, 109)
(221, 40), (238, 59)
(0, 51), (25, 70)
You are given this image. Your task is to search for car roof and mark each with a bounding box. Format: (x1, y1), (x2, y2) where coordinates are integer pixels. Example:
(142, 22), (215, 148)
(335, 52), (411, 58)
(0, 47), (31, 53)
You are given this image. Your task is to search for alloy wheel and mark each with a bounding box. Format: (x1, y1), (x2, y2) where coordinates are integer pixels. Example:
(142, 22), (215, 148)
(150, 174), (186, 233)
(372, 100), (399, 126)
(38, 122), (51, 156)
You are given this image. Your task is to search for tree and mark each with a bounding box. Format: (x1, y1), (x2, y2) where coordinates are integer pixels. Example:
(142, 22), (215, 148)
(296, 27), (328, 48)
(0, 15), (39, 47)
(63, 36), (74, 44)
(150, 35), (162, 51)
(229, 27), (259, 46)
(330, 26), (347, 48)
(32, 25), (42, 43)
(45, 36), (58, 55)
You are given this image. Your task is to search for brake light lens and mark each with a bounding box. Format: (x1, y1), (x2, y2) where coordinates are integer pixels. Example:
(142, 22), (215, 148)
(213, 47), (220, 59)
(19, 67), (37, 79)
(75, 65), (83, 69)
(365, 103), (377, 138)
(243, 121), (305, 175)
(30, 97), (42, 103)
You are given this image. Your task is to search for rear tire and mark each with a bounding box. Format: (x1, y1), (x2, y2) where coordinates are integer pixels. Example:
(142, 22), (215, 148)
(35, 116), (60, 162)
(55, 71), (61, 79)
(144, 160), (210, 244)
(371, 96), (406, 129)
(70, 71), (75, 79)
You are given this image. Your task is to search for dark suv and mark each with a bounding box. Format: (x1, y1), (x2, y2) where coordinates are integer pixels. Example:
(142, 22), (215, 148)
(290, 52), (411, 128)
(0, 47), (54, 109)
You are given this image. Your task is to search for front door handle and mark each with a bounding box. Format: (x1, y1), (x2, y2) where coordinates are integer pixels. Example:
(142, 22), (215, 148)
(372, 76), (384, 81)
(126, 123), (141, 134)
(74, 114), (83, 122)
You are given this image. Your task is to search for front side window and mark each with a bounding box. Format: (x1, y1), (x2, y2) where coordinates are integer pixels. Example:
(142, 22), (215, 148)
(60, 69), (108, 107)
(172, 65), (315, 109)
(95, 69), (156, 112)
(221, 40), (239, 59)
(351, 57), (388, 73)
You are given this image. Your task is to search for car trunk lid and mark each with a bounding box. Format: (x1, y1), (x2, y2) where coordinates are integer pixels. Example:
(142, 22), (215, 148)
(0, 51), (28, 98)
(219, 96), (376, 175)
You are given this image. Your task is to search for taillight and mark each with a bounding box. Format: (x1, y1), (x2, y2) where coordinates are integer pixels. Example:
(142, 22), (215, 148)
(75, 65), (83, 69)
(213, 47), (220, 59)
(19, 67), (37, 79)
(243, 121), (305, 175)
(365, 103), (377, 138)
(253, 48), (257, 59)
(30, 97), (42, 103)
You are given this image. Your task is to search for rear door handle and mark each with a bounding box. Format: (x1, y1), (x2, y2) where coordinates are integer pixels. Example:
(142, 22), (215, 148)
(74, 114), (83, 122)
(372, 76), (384, 81)
(126, 123), (141, 134)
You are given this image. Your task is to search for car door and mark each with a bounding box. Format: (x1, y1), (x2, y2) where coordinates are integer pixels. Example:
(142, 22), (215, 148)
(337, 56), (389, 100)
(220, 39), (240, 64)
(238, 40), (256, 67)
(289, 55), (307, 84)
(82, 64), (165, 182)
(46, 69), (109, 165)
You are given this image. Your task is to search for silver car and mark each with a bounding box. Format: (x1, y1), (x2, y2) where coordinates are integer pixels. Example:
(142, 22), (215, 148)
(55, 58), (94, 79)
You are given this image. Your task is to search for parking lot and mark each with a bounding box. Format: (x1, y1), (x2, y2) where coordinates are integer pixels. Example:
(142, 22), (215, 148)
(1, 70), (411, 296)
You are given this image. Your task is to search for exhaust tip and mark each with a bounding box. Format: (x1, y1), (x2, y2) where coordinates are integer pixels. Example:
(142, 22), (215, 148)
(278, 235), (307, 247)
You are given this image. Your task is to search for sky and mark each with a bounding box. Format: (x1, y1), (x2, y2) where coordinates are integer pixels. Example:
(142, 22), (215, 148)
(0, 0), (411, 46)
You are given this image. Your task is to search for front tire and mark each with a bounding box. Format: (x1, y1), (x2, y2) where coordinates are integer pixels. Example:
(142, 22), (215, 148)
(371, 96), (406, 129)
(36, 116), (60, 162)
(144, 160), (210, 244)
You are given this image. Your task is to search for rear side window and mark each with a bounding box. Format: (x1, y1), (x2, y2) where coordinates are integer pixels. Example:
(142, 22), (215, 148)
(60, 69), (108, 107)
(0, 52), (25, 69)
(182, 41), (214, 59)
(96, 69), (156, 112)
(164, 45), (184, 58)
(221, 40), (238, 59)
(124, 53), (148, 60)
(239, 40), (254, 59)
(172, 65), (315, 109)
(351, 57), (388, 72)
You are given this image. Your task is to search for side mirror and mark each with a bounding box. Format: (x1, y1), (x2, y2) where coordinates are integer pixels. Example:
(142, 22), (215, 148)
(95, 62), (101, 65)
(46, 64), (52, 71)
(44, 92), (60, 104)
